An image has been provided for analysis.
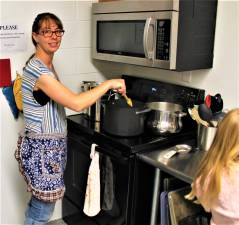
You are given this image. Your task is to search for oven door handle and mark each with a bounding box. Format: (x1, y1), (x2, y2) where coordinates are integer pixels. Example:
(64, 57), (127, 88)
(95, 145), (129, 162)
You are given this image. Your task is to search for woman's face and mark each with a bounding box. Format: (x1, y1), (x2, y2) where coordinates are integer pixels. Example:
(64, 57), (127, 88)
(33, 19), (63, 55)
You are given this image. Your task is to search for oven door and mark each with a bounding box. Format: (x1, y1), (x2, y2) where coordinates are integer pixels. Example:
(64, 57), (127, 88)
(63, 134), (134, 225)
(92, 11), (179, 70)
(93, 145), (134, 225)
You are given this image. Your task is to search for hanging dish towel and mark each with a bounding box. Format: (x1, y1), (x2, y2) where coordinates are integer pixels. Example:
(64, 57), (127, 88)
(101, 156), (114, 211)
(83, 143), (101, 217)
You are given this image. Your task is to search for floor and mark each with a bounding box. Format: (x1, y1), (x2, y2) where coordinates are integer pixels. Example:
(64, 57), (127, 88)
(47, 219), (67, 225)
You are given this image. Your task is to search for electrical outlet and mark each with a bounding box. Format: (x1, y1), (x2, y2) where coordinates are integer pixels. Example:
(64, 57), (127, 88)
(181, 71), (192, 83)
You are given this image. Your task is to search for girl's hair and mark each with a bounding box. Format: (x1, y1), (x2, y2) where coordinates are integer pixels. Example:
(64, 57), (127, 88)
(25, 13), (63, 66)
(188, 108), (239, 208)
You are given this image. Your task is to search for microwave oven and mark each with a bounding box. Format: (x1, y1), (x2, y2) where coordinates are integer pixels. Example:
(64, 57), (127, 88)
(92, 0), (217, 71)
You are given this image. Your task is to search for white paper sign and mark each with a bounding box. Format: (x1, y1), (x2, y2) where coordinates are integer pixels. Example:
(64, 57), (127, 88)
(0, 23), (27, 52)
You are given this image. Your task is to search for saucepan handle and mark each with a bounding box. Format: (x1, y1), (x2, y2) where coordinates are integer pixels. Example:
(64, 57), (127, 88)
(174, 111), (187, 117)
(136, 108), (151, 115)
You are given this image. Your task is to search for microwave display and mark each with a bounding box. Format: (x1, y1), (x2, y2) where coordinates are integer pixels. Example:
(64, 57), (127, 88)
(156, 19), (171, 61)
(97, 21), (145, 57)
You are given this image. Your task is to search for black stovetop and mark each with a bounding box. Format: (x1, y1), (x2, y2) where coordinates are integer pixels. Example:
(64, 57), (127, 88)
(67, 114), (197, 157)
(67, 75), (203, 156)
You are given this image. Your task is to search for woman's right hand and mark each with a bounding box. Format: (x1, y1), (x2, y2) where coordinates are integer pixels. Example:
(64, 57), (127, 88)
(106, 79), (126, 95)
(35, 75), (127, 112)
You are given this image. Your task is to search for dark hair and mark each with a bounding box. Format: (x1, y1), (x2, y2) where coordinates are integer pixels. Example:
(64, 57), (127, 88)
(31, 12), (64, 46)
(24, 13), (63, 68)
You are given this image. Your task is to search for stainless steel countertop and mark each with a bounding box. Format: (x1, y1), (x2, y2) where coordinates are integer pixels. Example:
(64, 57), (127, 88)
(138, 146), (207, 184)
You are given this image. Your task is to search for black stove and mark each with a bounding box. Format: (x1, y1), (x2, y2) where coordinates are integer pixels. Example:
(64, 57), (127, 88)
(67, 75), (205, 159)
(93, 128), (196, 156)
(74, 75), (204, 155)
(68, 113), (197, 159)
(63, 75), (205, 225)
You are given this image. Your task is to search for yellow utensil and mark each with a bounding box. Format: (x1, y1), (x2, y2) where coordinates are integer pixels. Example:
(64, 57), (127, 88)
(123, 94), (133, 107)
(190, 107), (209, 127)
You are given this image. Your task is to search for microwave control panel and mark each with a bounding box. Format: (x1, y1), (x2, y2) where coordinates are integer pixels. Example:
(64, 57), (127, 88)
(156, 19), (171, 61)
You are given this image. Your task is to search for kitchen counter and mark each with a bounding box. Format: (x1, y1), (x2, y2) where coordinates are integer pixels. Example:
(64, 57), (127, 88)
(137, 145), (207, 225)
(138, 145), (206, 184)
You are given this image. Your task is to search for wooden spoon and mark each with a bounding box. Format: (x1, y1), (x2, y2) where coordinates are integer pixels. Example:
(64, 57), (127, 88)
(123, 94), (133, 107)
(191, 107), (209, 127)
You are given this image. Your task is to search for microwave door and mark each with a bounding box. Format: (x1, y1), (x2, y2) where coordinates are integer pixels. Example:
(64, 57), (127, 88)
(92, 11), (178, 69)
(92, 13), (153, 67)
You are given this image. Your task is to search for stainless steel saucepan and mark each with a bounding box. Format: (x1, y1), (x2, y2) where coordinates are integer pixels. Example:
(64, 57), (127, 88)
(146, 102), (187, 135)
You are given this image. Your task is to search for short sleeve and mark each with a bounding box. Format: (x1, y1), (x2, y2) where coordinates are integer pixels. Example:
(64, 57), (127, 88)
(23, 58), (54, 91)
(28, 58), (52, 79)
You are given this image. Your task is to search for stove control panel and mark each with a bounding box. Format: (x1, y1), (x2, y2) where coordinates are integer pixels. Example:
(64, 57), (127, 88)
(123, 75), (205, 108)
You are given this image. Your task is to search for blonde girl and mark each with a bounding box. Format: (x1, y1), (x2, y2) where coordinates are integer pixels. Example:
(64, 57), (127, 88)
(187, 108), (239, 225)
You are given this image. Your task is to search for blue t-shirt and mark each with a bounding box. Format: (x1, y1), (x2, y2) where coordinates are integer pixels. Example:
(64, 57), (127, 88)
(22, 57), (67, 134)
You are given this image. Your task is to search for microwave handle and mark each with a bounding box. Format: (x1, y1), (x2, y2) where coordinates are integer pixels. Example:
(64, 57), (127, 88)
(143, 17), (155, 60)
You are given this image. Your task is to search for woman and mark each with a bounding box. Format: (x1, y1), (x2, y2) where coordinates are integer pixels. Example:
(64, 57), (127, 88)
(186, 108), (239, 225)
(15, 12), (126, 225)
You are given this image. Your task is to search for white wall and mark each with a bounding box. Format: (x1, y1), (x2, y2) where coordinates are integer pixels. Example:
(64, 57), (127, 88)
(0, 1), (101, 224)
(0, 1), (238, 225)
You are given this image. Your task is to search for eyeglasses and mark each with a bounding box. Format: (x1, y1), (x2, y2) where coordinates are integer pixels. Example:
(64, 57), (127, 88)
(38, 29), (65, 38)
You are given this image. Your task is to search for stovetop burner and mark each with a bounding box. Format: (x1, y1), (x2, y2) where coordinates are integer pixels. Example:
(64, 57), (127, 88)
(94, 126), (196, 156)
(67, 113), (196, 156)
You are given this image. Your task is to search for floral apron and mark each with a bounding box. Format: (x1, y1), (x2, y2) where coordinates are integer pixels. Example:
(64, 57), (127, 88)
(15, 132), (67, 202)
